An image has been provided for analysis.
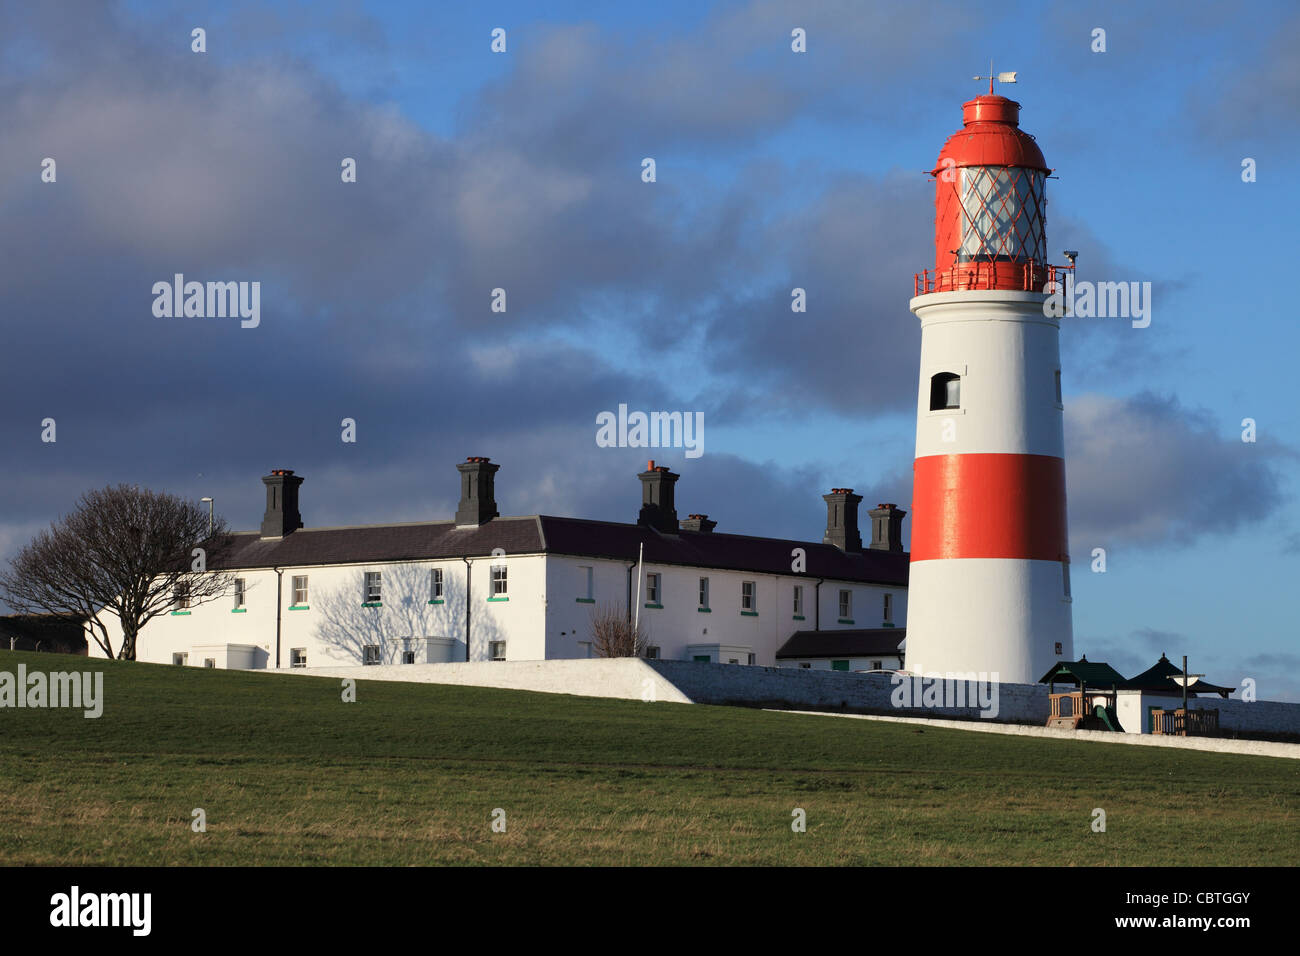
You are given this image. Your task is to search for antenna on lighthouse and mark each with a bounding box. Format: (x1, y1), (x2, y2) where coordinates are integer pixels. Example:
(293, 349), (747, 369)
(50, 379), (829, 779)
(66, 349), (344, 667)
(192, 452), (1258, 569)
(972, 63), (1019, 94)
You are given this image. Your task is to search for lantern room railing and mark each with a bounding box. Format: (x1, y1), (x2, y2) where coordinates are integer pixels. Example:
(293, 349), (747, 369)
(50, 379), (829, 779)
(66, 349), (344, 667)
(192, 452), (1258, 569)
(913, 260), (1074, 296)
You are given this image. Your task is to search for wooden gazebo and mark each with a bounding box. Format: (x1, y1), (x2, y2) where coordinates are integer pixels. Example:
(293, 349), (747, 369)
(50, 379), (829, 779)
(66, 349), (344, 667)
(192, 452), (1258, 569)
(1038, 657), (1127, 731)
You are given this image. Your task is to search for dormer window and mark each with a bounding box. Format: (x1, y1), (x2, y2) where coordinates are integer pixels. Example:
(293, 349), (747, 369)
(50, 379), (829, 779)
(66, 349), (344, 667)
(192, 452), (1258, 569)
(930, 372), (961, 410)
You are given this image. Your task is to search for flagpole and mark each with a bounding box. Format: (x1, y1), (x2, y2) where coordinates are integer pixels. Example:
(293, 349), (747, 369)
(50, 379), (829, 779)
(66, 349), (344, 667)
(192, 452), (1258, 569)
(632, 542), (644, 656)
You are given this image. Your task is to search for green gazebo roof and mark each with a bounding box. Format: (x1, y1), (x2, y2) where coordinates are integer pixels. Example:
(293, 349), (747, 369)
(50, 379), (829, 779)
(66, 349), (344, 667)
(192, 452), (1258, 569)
(1038, 658), (1127, 687)
(1120, 654), (1234, 698)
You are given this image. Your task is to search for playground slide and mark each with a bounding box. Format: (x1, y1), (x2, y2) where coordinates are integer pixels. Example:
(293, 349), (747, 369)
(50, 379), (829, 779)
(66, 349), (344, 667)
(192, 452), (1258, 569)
(1093, 704), (1124, 733)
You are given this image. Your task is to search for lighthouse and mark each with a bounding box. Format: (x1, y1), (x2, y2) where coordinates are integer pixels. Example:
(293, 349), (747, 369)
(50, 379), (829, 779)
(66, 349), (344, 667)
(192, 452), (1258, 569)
(903, 82), (1074, 684)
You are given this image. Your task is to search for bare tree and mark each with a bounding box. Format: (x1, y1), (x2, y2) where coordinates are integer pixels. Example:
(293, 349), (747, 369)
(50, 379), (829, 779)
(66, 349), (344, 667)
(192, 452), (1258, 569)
(589, 602), (649, 658)
(312, 563), (504, 665)
(0, 484), (234, 660)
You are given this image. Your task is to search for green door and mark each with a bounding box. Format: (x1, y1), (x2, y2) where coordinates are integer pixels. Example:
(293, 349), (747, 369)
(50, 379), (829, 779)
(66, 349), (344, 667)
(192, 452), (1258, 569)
(831, 660), (850, 672)
(693, 655), (711, 663)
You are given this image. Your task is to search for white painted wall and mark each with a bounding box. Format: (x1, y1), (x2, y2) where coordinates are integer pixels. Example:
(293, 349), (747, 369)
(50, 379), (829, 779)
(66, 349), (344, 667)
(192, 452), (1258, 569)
(905, 558), (1070, 682)
(1115, 691), (1224, 736)
(90, 554), (549, 668)
(543, 555), (635, 660)
(544, 553), (906, 666)
(911, 290), (1066, 459)
(92, 550), (907, 670)
(466, 554), (545, 662)
(277, 657), (693, 704)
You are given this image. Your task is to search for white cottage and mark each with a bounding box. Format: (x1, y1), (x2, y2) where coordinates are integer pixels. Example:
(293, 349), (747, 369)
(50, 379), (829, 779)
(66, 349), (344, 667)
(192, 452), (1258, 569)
(91, 458), (909, 670)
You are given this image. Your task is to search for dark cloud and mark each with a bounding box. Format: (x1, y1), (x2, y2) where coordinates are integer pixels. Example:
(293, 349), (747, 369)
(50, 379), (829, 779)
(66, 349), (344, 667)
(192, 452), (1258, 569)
(1244, 652), (1300, 671)
(0, 0), (1287, 622)
(1064, 392), (1291, 556)
(0, 1), (949, 559)
(1052, 212), (1194, 386)
(701, 170), (928, 415)
(1131, 627), (1181, 654)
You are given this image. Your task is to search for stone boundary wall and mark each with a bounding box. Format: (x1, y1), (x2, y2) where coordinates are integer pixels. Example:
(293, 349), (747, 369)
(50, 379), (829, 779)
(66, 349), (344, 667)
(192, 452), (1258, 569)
(276, 658), (691, 704)
(269, 658), (1045, 720)
(1185, 697), (1300, 735)
(645, 660), (1048, 721)
(265, 658), (1300, 739)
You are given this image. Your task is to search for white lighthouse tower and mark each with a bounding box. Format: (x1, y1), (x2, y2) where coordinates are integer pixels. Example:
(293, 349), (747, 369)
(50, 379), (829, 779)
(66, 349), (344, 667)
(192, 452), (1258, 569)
(903, 81), (1074, 684)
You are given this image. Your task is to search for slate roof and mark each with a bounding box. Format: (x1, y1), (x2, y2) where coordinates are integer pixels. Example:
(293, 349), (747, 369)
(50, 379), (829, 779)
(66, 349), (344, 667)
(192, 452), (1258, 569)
(539, 517), (909, 585)
(776, 628), (907, 659)
(209, 515), (910, 586)
(212, 518), (544, 569)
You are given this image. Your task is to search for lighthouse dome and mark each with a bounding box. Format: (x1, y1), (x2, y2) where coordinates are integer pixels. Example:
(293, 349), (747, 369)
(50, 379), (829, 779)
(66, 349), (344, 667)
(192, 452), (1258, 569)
(924, 94), (1052, 293)
(932, 95), (1048, 174)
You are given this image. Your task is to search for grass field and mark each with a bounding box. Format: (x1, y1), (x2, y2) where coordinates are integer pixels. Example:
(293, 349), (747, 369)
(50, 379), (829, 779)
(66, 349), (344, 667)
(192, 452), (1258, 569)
(0, 649), (1296, 865)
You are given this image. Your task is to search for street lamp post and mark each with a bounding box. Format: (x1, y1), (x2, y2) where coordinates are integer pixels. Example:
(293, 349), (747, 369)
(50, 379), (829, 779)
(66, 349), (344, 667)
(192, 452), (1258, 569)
(200, 497), (213, 537)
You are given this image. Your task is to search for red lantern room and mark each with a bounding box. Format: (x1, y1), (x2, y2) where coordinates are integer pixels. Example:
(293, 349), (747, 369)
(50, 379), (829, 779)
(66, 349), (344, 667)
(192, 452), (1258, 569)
(916, 93), (1053, 294)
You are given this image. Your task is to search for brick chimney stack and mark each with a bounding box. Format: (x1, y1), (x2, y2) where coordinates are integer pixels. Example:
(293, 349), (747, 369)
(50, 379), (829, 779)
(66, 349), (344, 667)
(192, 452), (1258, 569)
(456, 456), (500, 527)
(679, 513), (716, 533)
(868, 503), (906, 552)
(261, 469), (304, 538)
(637, 460), (680, 533)
(822, 488), (863, 552)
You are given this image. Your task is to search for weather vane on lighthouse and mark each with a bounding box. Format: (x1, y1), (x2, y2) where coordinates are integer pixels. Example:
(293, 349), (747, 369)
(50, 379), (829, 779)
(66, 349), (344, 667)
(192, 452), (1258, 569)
(972, 62), (1018, 95)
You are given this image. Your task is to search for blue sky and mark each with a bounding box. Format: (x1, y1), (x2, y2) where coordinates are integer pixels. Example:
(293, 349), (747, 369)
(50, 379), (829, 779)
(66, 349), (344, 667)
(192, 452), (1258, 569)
(2, 0), (1297, 696)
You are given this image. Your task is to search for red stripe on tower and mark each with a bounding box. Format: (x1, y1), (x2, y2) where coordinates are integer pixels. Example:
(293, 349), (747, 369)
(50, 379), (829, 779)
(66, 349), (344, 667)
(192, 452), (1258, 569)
(910, 454), (1067, 562)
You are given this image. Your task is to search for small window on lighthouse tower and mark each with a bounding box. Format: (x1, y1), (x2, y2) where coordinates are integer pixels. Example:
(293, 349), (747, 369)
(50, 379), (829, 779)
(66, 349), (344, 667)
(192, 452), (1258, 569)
(930, 372), (961, 411)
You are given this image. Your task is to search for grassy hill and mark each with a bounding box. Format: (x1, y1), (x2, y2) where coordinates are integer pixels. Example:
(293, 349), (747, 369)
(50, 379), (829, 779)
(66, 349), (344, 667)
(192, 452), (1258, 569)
(0, 649), (1295, 865)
